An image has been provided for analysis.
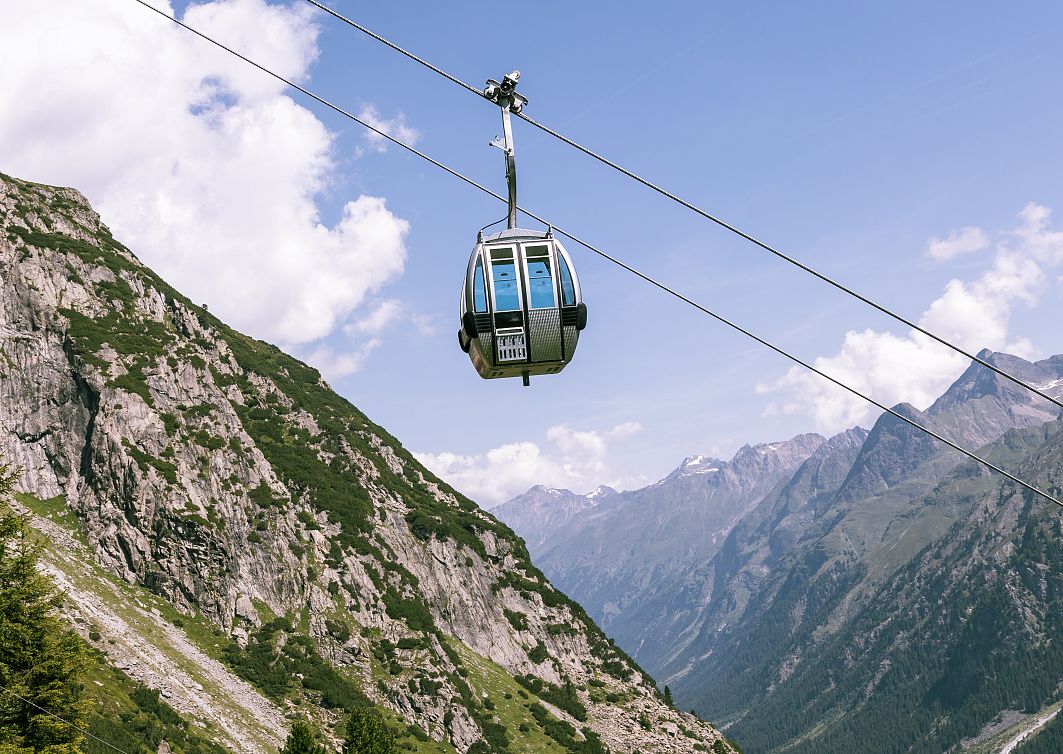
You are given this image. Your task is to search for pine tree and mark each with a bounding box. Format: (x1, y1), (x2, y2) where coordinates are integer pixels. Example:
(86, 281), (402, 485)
(343, 704), (394, 754)
(0, 462), (89, 752)
(663, 685), (673, 707)
(281, 720), (327, 754)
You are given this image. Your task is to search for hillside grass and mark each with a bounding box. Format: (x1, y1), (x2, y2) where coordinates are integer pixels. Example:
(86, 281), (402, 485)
(448, 640), (568, 754)
(15, 492), (88, 545)
(81, 654), (229, 754)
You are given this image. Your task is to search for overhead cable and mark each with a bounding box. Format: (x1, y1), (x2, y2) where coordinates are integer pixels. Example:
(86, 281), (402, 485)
(302, 0), (1063, 415)
(129, 0), (1063, 509)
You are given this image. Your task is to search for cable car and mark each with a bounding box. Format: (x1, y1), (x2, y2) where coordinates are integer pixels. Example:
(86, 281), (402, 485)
(458, 72), (587, 386)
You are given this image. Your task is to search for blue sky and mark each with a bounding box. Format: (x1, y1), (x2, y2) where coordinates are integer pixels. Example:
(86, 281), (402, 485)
(4, 1), (1063, 503)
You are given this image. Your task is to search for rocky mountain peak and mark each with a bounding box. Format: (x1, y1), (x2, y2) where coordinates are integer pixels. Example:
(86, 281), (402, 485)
(587, 485), (618, 499)
(664, 433), (826, 484)
(929, 349), (1063, 416)
(666, 454), (725, 480)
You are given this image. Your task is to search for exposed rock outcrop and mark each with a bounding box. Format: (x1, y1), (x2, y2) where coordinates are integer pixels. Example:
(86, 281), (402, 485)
(0, 172), (738, 754)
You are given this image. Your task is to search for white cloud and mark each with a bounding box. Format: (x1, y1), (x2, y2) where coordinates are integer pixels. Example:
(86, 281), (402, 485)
(302, 339), (381, 381)
(411, 312), (440, 336)
(927, 226), (989, 260)
(347, 299), (403, 335)
(356, 105), (421, 154)
(0, 0), (409, 354)
(415, 422), (644, 506)
(761, 203), (1063, 432)
(606, 421), (643, 440)
(342, 298), (438, 337)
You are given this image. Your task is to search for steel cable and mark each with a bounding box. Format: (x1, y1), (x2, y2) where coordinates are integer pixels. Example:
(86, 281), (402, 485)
(302, 0), (1063, 415)
(130, 0), (1063, 508)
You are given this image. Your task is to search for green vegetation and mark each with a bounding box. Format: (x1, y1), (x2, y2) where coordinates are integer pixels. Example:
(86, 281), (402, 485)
(281, 720), (328, 754)
(121, 440), (178, 484)
(13, 491), (85, 544)
(515, 676), (586, 722)
(223, 616), (368, 710)
(82, 669), (228, 754)
(2, 461), (224, 754)
(7, 217), (190, 409)
(527, 704), (608, 754)
(0, 465), (88, 753)
(345, 705), (395, 754)
(504, 609), (529, 631)
(527, 643), (549, 664)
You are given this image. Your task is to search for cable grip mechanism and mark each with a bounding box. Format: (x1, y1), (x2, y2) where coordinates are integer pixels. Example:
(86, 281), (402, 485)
(484, 70), (527, 113)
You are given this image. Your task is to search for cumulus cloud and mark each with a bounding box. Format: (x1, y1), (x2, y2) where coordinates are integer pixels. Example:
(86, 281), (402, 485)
(0, 0), (411, 354)
(347, 299), (404, 335)
(302, 339), (381, 381)
(356, 105), (421, 154)
(927, 226), (989, 260)
(338, 298), (438, 341)
(415, 422), (645, 506)
(760, 203), (1063, 432)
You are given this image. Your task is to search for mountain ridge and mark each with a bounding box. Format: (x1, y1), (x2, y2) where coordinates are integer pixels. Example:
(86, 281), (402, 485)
(493, 433), (827, 669)
(498, 341), (1063, 753)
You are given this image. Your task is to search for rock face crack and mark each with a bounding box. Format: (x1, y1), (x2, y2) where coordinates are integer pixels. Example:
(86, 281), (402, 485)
(63, 336), (100, 490)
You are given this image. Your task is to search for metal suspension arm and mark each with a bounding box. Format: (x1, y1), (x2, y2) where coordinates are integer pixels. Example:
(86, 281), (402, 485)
(485, 70), (527, 230)
(501, 107), (517, 228)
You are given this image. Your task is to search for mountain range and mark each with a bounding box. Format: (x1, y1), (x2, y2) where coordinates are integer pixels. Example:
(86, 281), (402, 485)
(495, 346), (1063, 752)
(0, 171), (739, 754)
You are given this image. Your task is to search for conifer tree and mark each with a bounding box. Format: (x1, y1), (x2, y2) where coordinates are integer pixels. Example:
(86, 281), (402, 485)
(663, 685), (673, 707)
(281, 720), (327, 754)
(343, 704), (394, 754)
(0, 462), (88, 752)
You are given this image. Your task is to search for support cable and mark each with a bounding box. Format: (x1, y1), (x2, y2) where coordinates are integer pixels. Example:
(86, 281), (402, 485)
(303, 0), (1063, 414)
(130, 0), (1063, 508)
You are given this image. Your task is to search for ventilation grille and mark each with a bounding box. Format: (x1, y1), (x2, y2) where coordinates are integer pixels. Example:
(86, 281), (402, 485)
(496, 332), (527, 362)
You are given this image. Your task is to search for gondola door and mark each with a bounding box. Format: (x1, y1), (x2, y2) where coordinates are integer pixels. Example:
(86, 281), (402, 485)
(485, 245), (528, 366)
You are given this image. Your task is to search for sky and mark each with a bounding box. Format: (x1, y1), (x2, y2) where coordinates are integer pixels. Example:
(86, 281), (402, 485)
(2, 0), (1063, 505)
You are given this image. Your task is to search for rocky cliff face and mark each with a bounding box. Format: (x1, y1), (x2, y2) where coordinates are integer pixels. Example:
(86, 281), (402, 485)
(0, 172), (738, 754)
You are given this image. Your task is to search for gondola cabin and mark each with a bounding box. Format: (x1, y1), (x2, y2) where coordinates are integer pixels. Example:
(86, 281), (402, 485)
(459, 228), (586, 385)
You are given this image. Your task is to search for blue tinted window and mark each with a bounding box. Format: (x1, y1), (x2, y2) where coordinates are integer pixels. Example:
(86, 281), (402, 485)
(473, 256), (487, 312)
(526, 246), (555, 309)
(492, 259), (520, 311)
(558, 252), (576, 306)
